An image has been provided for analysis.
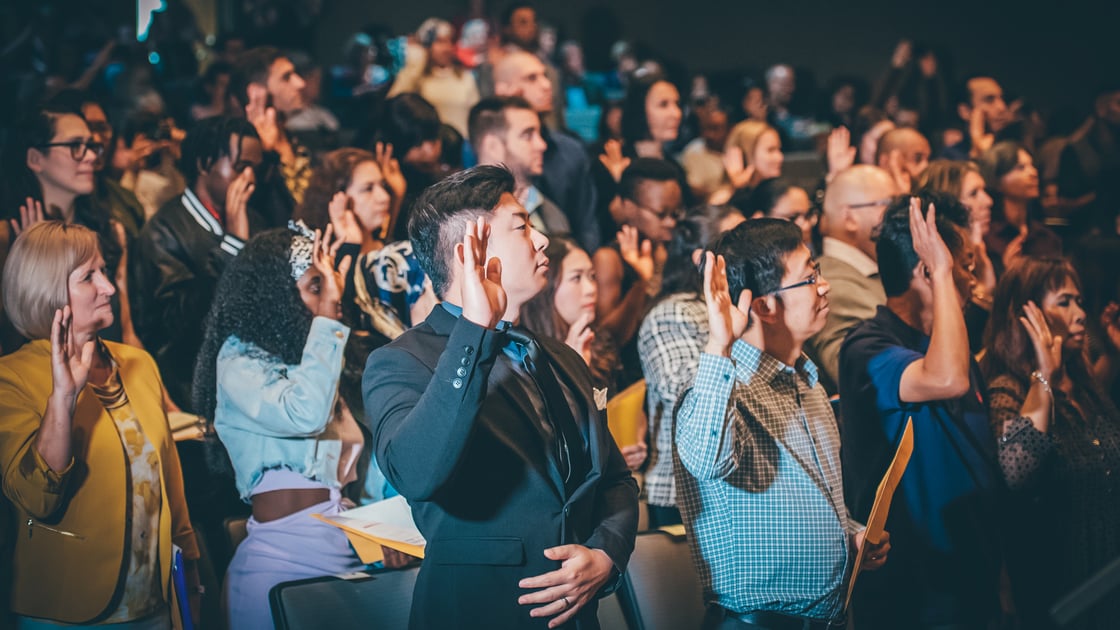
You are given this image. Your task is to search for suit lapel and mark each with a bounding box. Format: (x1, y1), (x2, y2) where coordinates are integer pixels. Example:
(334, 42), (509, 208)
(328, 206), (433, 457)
(488, 357), (566, 500)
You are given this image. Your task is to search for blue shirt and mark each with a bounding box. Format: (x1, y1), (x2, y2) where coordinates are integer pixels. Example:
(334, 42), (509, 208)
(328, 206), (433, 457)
(674, 340), (855, 620)
(213, 317), (351, 500)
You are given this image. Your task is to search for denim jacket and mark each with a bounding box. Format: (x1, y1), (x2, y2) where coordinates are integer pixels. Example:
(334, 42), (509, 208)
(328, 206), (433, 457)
(214, 316), (352, 500)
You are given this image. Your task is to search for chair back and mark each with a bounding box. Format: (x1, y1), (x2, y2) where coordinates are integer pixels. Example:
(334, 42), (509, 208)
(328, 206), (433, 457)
(269, 566), (420, 630)
(618, 530), (706, 630)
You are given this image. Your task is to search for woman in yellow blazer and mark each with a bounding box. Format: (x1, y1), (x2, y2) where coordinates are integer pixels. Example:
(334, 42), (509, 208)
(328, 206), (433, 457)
(0, 221), (199, 628)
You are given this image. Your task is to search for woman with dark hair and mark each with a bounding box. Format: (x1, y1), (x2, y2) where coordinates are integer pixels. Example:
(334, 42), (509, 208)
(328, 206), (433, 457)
(388, 18), (479, 137)
(593, 74), (687, 242)
(729, 178), (816, 250)
(637, 204), (744, 528)
(193, 226), (367, 629)
(364, 93), (448, 241)
(520, 236), (648, 470)
(1, 107), (133, 350)
(981, 258), (1120, 630)
(978, 141), (1062, 274)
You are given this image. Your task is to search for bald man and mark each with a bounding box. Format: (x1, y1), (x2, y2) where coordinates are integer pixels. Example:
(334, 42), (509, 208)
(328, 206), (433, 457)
(493, 50), (601, 251)
(804, 165), (898, 394)
(875, 128), (931, 190)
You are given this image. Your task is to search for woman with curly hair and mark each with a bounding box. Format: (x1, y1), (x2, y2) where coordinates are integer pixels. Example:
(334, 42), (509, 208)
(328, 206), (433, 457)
(193, 226), (366, 629)
(981, 257), (1120, 629)
(295, 146), (436, 347)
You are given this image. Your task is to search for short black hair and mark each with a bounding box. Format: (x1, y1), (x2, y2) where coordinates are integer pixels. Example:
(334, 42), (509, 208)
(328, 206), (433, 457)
(729, 178), (801, 218)
(375, 94), (442, 157)
(953, 74), (996, 109)
(468, 95), (535, 150)
(500, 2), (535, 27)
(710, 218), (805, 303)
(659, 204), (743, 299)
(618, 157), (680, 203)
(875, 192), (970, 297)
(407, 165), (516, 298)
(179, 116), (260, 186)
(230, 46), (284, 108)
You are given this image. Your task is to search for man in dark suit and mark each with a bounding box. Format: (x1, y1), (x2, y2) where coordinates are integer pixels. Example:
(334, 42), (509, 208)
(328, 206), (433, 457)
(362, 165), (638, 629)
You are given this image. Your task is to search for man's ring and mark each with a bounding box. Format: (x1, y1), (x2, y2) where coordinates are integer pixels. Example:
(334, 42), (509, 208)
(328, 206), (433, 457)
(561, 597), (570, 609)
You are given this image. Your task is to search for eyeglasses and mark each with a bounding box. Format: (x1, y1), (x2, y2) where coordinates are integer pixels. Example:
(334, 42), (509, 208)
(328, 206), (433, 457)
(636, 203), (684, 222)
(845, 198), (892, 210)
(36, 139), (104, 161)
(772, 260), (822, 294)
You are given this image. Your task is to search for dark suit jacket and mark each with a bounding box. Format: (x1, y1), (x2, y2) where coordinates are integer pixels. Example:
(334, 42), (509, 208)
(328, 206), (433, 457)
(362, 306), (639, 629)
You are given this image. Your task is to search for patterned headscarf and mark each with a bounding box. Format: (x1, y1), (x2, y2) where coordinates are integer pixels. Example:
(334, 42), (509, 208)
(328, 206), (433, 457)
(287, 220), (315, 281)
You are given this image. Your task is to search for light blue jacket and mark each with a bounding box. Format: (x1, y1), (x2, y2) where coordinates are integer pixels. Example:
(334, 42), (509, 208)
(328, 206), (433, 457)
(214, 316), (351, 500)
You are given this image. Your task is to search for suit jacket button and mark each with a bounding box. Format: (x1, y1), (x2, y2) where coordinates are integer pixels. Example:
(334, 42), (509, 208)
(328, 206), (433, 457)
(563, 506), (571, 516)
(464, 346), (474, 355)
(456, 367), (467, 377)
(460, 356), (470, 366)
(452, 378), (463, 389)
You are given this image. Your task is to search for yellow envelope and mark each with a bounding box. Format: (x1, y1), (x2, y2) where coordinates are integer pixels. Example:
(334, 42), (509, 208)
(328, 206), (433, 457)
(844, 417), (914, 610)
(606, 380), (647, 448)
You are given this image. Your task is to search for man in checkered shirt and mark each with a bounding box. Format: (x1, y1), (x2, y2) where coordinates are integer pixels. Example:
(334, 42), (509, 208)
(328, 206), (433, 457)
(674, 219), (890, 629)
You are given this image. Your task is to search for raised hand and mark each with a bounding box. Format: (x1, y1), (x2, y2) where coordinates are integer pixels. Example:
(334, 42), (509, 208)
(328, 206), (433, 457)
(701, 252), (750, 357)
(327, 191), (363, 244)
(827, 127), (857, 178)
(617, 225), (655, 283)
(1101, 302), (1120, 353)
(311, 225), (352, 320)
(224, 166), (255, 241)
(564, 311), (595, 366)
(891, 39), (912, 69)
(245, 84), (285, 155)
(909, 198), (954, 277)
(50, 306), (96, 402)
(375, 142), (407, 201)
(10, 197), (45, 236)
(598, 140), (631, 183)
(969, 106), (995, 158)
(460, 217), (507, 328)
(722, 146), (756, 189)
(1021, 300), (1063, 382)
(886, 149), (912, 194)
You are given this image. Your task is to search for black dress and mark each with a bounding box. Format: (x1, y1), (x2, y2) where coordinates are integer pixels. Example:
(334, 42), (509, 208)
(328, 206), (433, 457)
(988, 372), (1120, 630)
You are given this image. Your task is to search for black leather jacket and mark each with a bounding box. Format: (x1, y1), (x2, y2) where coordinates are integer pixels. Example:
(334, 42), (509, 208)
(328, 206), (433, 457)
(130, 189), (250, 411)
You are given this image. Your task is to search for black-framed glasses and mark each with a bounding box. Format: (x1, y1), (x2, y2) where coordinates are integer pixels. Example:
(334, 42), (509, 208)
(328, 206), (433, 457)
(36, 139), (104, 161)
(773, 260), (822, 294)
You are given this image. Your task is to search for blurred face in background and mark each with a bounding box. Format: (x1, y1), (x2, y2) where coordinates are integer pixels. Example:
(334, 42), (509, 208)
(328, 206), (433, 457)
(646, 81), (682, 143)
(553, 248), (597, 327)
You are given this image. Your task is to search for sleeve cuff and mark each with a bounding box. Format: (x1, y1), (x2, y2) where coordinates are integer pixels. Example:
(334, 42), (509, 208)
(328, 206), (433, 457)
(27, 447), (74, 493)
(220, 234), (244, 256)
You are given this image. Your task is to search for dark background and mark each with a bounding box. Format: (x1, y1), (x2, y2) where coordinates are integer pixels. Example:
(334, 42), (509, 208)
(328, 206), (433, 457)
(311, 0), (1118, 116)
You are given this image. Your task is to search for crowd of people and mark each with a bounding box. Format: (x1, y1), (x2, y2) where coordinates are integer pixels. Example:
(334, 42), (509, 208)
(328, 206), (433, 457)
(2, 2), (1120, 629)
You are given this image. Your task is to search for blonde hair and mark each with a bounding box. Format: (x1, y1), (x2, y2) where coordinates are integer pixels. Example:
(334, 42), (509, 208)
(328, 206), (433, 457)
(726, 120), (778, 165)
(915, 160), (980, 199)
(2, 221), (100, 340)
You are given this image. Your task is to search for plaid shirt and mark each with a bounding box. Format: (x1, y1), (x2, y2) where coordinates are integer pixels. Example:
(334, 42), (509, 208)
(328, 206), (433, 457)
(674, 340), (857, 621)
(637, 293), (709, 507)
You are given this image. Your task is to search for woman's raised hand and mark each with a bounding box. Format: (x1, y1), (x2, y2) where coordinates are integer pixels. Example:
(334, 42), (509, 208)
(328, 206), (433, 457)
(1020, 300), (1062, 382)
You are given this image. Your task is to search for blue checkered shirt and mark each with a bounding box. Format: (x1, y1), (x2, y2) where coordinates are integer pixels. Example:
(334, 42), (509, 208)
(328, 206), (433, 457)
(673, 340), (858, 621)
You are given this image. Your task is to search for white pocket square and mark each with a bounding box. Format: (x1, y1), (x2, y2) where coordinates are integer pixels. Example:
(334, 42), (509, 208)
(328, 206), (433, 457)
(593, 388), (608, 411)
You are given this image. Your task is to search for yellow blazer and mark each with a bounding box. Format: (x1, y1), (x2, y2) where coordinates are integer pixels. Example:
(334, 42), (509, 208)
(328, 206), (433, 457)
(0, 339), (198, 624)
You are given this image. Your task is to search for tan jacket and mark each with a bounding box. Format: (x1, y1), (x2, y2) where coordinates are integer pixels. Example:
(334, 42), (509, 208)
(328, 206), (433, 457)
(0, 339), (198, 624)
